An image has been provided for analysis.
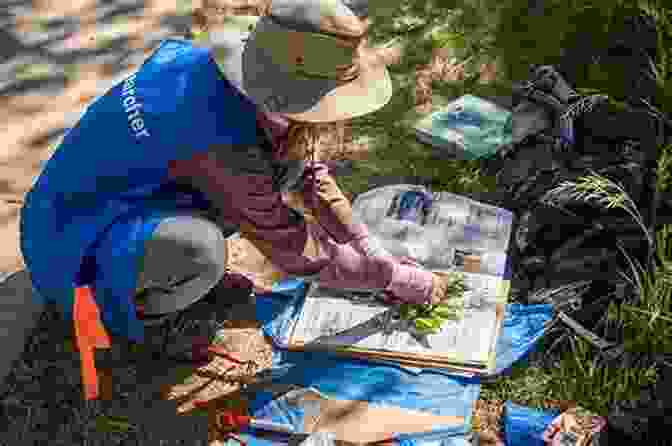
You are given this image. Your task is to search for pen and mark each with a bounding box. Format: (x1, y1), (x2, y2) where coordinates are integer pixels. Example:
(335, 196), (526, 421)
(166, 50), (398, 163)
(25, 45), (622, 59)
(248, 418), (297, 434)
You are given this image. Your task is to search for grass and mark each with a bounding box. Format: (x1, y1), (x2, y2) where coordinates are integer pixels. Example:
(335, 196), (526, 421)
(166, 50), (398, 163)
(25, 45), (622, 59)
(616, 225), (672, 359)
(478, 363), (559, 408)
(657, 144), (672, 192)
(540, 172), (655, 248)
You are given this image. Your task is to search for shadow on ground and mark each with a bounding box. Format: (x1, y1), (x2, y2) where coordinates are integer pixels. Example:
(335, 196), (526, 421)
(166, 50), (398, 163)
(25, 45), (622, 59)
(0, 0), (195, 274)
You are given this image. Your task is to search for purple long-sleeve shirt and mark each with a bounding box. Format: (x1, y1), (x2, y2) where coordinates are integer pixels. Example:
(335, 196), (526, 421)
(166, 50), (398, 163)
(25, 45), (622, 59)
(168, 149), (367, 274)
(166, 114), (435, 303)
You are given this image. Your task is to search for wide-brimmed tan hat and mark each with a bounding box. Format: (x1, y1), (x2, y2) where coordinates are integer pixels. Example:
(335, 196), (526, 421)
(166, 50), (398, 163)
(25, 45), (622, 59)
(194, 0), (392, 123)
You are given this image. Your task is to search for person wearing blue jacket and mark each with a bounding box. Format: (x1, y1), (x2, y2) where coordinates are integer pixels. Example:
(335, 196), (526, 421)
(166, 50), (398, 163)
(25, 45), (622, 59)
(20, 1), (457, 400)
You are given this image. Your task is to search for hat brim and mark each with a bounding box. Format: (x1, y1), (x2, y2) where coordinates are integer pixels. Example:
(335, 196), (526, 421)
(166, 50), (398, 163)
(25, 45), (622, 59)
(205, 16), (392, 123)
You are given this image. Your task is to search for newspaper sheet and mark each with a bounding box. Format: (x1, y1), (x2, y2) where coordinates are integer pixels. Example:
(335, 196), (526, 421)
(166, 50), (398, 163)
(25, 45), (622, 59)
(351, 187), (513, 273)
(290, 273), (508, 365)
(287, 187), (514, 369)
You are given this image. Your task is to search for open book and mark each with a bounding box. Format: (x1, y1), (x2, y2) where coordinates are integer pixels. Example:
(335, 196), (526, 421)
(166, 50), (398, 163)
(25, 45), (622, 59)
(285, 186), (515, 374)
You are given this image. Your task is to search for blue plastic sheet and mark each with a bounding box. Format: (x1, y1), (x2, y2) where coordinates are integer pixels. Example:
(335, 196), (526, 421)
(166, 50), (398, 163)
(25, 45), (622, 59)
(502, 402), (560, 446)
(248, 280), (554, 446)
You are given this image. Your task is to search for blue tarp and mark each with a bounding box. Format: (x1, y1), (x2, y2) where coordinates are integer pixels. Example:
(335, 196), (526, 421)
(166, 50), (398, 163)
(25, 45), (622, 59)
(242, 280), (554, 446)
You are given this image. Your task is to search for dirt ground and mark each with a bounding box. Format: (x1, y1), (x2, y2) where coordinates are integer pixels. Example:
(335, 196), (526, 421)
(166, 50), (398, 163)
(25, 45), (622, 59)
(1, 0), (208, 274)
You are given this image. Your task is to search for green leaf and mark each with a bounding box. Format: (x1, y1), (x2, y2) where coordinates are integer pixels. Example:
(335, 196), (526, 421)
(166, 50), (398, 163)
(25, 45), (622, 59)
(191, 407), (210, 418)
(432, 306), (461, 319)
(62, 339), (74, 353)
(414, 318), (434, 329)
(30, 18), (51, 32)
(430, 317), (445, 329)
(405, 305), (420, 320)
(414, 317), (443, 334)
(95, 35), (115, 49)
(172, 365), (198, 385)
(95, 415), (137, 433)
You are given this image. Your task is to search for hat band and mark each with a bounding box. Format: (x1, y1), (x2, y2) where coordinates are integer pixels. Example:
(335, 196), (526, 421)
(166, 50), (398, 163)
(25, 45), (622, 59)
(292, 57), (360, 82)
(255, 25), (364, 83)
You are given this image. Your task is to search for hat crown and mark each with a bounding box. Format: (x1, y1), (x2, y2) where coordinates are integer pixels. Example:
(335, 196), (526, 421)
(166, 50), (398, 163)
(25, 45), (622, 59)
(269, 0), (365, 38)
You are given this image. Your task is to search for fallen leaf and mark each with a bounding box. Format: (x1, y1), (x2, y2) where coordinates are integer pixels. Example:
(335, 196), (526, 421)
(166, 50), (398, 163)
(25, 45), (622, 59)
(78, 94), (95, 104)
(95, 415), (138, 433)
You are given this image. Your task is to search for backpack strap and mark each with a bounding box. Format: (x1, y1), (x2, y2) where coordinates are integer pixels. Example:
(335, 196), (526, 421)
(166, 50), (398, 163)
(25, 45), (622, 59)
(513, 65), (609, 153)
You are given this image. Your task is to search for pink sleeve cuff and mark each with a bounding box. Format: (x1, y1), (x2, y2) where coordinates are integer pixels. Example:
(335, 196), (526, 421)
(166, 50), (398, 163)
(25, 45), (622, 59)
(385, 262), (434, 304)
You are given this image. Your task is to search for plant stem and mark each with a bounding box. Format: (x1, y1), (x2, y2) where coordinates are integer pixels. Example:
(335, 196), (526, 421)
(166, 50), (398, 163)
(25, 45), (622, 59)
(621, 304), (672, 323)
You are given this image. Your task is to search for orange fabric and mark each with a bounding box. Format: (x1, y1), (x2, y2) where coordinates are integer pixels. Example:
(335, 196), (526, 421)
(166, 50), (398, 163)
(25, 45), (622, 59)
(73, 286), (112, 400)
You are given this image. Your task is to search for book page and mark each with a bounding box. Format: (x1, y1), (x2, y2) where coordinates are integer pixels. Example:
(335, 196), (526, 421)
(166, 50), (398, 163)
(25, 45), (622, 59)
(288, 187), (514, 369)
(290, 271), (504, 364)
(352, 189), (513, 274)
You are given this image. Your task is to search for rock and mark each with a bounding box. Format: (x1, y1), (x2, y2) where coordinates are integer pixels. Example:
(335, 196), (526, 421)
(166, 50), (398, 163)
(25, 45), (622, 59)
(0, 271), (45, 389)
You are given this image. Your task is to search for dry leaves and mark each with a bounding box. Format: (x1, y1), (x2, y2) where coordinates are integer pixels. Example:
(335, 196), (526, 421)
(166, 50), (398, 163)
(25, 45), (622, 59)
(413, 47), (501, 113)
(472, 399), (505, 439)
(195, 0), (272, 30)
(163, 318), (274, 414)
(414, 48), (469, 113)
(479, 60), (499, 84)
(160, 316), (275, 445)
(312, 122), (370, 162)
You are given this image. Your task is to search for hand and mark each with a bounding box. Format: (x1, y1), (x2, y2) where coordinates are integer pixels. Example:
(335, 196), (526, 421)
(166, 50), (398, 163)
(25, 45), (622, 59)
(378, 257), (427, 305)
(379, 290), (405, 305)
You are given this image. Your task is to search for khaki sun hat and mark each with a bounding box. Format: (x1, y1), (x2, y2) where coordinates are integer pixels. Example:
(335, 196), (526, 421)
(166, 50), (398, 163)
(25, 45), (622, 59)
(194, 0), (393, 123)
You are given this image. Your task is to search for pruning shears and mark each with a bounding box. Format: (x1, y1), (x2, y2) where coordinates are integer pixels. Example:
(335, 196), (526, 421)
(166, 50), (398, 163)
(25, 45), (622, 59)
(380, 311), (433, 348)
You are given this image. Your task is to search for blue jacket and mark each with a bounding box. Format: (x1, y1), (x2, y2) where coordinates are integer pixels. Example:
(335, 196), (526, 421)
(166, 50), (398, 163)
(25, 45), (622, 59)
(20, 39), (259, 342)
